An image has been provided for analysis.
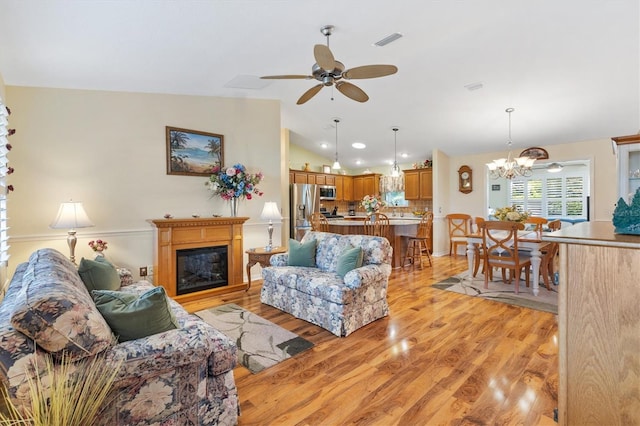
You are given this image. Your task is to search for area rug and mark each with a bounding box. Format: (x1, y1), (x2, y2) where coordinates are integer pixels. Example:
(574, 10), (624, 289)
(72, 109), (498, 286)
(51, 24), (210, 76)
(432, 273), (558, 314)
(195, 303), (314, 374)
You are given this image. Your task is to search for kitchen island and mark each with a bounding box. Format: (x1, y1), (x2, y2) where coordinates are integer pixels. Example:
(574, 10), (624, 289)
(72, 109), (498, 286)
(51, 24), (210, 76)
(327, 218), (421, 268)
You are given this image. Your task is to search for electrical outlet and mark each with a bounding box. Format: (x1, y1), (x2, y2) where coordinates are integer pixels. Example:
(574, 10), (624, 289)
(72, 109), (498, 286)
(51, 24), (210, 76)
(139, 266), (148, 277)
(147, 265), (154, 276)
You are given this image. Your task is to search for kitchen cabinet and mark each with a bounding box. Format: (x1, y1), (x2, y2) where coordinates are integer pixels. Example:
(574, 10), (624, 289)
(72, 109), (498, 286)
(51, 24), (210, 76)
(353, 174), (380, 200)
(403, 168), (433, 200)
(612, 134), (640, 203)
(342, 176), (353, 200)
(289, 169), (338, 189)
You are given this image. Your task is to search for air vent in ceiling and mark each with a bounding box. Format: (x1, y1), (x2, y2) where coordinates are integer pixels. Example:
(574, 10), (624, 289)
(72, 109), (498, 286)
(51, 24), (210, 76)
(374, 32), (403, 47)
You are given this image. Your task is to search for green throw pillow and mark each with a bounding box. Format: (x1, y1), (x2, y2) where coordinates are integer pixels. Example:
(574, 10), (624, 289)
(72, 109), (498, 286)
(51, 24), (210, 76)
(92, 287), (179, 342)
(78, 257), (120, 292)
(336, 245), (364, 278)
(287, 239), (317, 267)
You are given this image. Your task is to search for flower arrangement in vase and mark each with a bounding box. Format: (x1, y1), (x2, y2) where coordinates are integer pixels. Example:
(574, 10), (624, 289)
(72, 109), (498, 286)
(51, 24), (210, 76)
(205, 163), (264, 200)
(493, 205), (530, 222)
(88, 239), (108, 253)
(361, 195), (386, 215)
(205, 163), (263, 216)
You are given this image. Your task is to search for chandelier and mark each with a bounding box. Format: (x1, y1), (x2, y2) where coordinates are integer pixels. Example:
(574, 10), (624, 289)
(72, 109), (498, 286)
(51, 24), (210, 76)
(332, 118), (341, 170)
(486, 108), (535, 179)
(390, 127), (401, 177)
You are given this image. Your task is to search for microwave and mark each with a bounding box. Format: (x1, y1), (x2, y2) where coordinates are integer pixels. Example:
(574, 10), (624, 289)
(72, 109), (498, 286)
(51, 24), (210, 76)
(319, 185), (337, 200)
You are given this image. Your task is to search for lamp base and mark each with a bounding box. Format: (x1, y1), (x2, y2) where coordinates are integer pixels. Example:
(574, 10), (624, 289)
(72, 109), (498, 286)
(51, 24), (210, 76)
(67, 230), (78, 265)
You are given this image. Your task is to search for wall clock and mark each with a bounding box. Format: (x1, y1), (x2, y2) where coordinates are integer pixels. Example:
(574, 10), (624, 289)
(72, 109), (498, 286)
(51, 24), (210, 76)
(458, 165), (472, 194)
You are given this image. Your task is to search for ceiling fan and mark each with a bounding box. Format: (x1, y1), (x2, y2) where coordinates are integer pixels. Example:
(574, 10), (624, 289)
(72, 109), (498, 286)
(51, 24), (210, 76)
(261, 25), (398, 105)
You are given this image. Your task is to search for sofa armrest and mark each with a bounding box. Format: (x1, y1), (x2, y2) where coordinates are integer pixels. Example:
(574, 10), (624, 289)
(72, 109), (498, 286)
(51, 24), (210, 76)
(105, 318), (236, 384)
(270, 253), (289, 266)
(343, 263), (392, 289)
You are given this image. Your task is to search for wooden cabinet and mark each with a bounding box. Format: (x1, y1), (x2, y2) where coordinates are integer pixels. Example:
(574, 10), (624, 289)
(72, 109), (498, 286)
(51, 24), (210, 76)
(289, 170), (355, 201)
(289, 169), (336, 186)
(545, 222), (640, 425)
(352, 174), (380, 200)
(404, 168), (433, 200)
(342, 176), (353, 200)
(612, 134), (640, 203)
(292, 171), (309, 184)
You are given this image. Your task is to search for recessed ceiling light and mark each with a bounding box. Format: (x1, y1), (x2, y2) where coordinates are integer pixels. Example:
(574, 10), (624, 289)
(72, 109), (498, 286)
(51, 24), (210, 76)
(352, 142), (366, 149)
(320, 143), (328, 149)
(355, 160), (362, 165)
(401, 153), (408, 158)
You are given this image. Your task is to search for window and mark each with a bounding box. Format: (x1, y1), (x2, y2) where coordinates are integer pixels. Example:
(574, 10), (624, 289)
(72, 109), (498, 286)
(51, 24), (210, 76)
(508, 167), (588, 219)
(383, 191), (409, 207)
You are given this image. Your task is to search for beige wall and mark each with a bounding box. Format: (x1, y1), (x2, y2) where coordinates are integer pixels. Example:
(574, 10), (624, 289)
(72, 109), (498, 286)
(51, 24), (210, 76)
(6, 86), (284, 280)
(447, 138), (616, 221)
(0, 73), (5, 101)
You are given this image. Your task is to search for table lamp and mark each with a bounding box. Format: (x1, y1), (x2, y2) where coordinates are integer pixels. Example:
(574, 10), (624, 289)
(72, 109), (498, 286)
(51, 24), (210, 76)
(50, 201), (94, 264)
(260, 202), (281, 252)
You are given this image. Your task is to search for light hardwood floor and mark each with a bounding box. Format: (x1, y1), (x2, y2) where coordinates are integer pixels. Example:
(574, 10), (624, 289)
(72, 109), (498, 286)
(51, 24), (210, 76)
(182, 255), (559, 425)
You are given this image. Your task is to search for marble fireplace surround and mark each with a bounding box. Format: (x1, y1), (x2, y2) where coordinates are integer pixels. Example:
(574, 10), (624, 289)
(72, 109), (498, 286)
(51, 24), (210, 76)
(148, 217), (248, 303)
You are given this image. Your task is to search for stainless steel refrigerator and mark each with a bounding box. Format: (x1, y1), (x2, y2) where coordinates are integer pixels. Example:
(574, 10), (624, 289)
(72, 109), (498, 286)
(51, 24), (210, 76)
(290, 184), (320, 241)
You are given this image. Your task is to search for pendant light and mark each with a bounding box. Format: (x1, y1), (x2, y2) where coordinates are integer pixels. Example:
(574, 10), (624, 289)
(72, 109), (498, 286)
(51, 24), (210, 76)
(486, 108), (535, 179)
(390, 127), (401, 177)
(332, 118), (341, 170)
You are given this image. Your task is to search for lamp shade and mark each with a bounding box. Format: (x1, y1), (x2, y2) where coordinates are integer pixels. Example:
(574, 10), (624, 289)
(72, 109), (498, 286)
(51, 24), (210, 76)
(50, 202), (94, 229)
(260, 202), (281, 221)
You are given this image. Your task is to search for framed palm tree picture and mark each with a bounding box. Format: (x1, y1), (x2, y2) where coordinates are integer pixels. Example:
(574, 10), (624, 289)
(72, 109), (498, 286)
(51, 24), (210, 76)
(166, 126), (224, 176)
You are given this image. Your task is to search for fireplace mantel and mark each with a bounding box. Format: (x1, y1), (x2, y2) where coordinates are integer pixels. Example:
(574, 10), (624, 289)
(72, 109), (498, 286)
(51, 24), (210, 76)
(148, 217), (249, 303)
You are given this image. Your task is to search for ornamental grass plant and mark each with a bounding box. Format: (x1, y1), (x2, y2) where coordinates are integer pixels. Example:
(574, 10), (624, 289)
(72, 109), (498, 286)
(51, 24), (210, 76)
(0, 352), (121, 426)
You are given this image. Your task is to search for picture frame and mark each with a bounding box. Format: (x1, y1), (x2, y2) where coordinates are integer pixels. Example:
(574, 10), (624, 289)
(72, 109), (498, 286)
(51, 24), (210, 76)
(519, 146), (549, 160)
(166, 126), (224, 176)
(322, 165), (331, 174)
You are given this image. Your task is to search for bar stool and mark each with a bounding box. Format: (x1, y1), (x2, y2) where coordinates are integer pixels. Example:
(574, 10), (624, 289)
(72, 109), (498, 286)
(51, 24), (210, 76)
(403, 212), (433, 269)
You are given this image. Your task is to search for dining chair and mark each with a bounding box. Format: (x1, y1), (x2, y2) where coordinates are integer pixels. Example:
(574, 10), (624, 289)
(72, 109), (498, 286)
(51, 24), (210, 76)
(524, 216), (548, 233)
(363, 213), (390, 239)
(310, 212), (329, 232)
(402, 211), (433, 269)
(482, 220), (532, 294)
(445, 213), (471, 257)
(539, 219), (561, 290)
(472, 217), (486, 276)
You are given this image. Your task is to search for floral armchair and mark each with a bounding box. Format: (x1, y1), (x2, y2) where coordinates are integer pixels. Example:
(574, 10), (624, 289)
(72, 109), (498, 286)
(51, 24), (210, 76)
(260, 231), (392, 337)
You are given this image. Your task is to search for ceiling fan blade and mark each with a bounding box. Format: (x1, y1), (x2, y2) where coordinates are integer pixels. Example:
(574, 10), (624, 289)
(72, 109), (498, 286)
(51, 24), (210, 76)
(297, 84), (324, 105)
(260, 75), (312, 79)
(335, 81), (369, 103)
(343, 64), (398, 79)
(314, 44), (336, 70)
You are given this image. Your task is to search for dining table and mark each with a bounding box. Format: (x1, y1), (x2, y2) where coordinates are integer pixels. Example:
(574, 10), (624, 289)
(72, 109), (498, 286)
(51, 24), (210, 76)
(465, 229), (548, 296)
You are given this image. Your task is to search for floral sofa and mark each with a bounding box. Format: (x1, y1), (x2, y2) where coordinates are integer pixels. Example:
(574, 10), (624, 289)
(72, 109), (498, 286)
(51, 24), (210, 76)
(260, 231), (392, 337)
(0, 248), (239, 425)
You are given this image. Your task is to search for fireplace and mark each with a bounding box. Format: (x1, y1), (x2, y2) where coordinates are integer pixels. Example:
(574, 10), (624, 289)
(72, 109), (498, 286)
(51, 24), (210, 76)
(148, 217), (249, 303)
(176, 245), (228, 295)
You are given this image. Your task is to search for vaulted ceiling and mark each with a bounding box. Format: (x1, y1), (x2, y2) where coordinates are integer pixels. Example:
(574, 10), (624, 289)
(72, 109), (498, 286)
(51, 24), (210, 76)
(0, 0), (638, 168)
